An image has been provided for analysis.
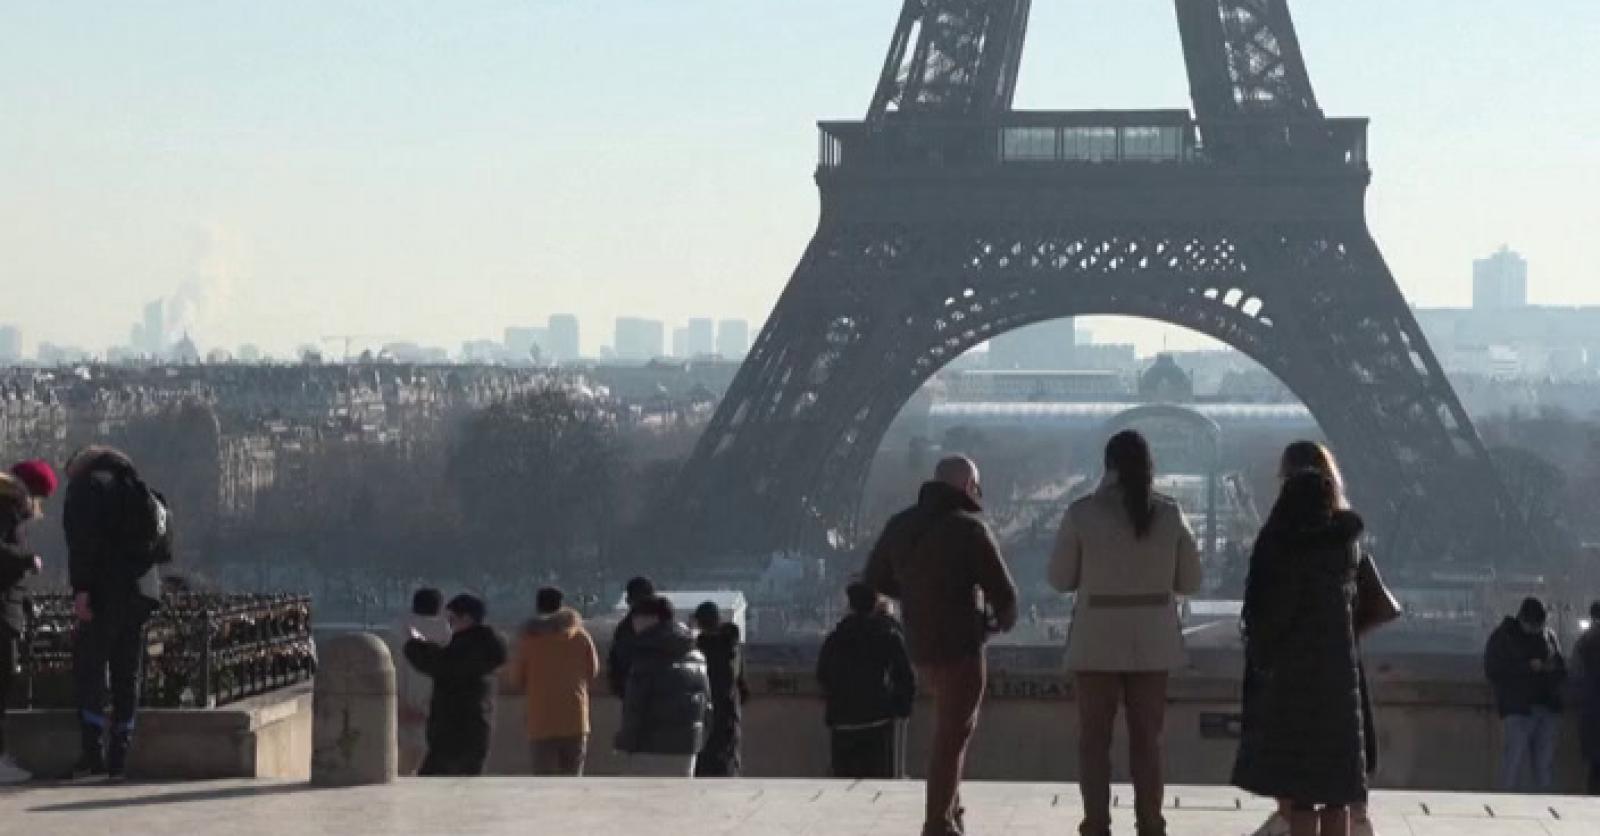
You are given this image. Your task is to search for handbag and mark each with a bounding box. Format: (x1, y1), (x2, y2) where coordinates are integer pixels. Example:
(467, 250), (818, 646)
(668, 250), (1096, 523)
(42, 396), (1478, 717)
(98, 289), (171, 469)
(1353, 552), (1402, 636)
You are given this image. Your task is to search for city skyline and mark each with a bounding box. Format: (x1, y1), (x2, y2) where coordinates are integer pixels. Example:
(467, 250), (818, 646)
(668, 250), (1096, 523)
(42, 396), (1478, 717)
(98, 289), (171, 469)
(3, 2), (1597, 357)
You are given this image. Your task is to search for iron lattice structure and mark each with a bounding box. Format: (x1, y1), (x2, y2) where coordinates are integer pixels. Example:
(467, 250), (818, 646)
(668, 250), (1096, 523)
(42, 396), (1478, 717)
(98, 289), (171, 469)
(668, 0), (1531, 572)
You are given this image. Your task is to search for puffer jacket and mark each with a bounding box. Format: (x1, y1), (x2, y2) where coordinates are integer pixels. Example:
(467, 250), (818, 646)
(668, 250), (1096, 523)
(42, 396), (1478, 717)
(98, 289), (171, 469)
(0, 474), (39, 635)
(817, 611), (916, 729)
(510, 608), (599, 741)
(1485, 616), (1567, 717)
(615, 622), (712, 756)
(863, 481), (1018, 665)
(1232, 510), (1367, 806)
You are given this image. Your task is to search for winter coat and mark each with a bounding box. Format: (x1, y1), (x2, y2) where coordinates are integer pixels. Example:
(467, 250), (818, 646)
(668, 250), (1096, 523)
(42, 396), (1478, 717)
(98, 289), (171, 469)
(394, 613), (451, 737)
(608, 610), (639, 698)
(816, 611), (916, 729)
(0, 474), (39, 636)
(1575, 627), (1600, 761)
(1049, 479), (1203, 672)
(1232, 510), (1368, 806)
(695, 624), (750, 777)
(509, 608), (600, 741)
(863, 481), (1019, 665)
(404, 624), (509, 759)
(1484, 617), (1567, 717)
(62, 449), (157, 616)
(615, 622), (712, 757)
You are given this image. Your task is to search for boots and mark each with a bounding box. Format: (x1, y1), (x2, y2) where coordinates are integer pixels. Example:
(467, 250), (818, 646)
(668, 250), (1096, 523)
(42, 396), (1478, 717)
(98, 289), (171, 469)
(69, 722), (106, 779)
(107, 723), (134, 779)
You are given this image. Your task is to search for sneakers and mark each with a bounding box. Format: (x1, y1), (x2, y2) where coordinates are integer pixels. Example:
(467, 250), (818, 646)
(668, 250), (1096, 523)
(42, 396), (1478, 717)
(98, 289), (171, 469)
(1251, 812), (1292, 836)
(0, 754), (32, 785)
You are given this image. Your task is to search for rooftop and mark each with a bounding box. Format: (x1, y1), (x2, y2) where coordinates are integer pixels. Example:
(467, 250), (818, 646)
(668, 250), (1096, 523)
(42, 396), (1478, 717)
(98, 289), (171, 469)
(6, 779), (1598, 836)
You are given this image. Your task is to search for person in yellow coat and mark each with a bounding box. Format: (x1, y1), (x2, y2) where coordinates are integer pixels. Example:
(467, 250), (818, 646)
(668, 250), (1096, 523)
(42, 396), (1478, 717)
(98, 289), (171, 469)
(508, 587), (600, 775)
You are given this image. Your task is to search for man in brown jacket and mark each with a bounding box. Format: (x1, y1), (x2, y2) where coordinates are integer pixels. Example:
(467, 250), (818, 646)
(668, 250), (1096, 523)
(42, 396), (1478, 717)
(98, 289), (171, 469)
(507, 587), (600, 775)
(864, 456), (1018, 836)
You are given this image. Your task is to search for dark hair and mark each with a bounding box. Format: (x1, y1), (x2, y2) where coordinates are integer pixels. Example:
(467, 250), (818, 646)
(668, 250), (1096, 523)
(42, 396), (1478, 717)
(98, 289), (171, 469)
(694, 602), (721, 630)
(1263, 469), (1338, 533)
(1517, 597), (1547, 625)
(446, 594), (487, 624)
(846, 582), (879, 615)
(412, 588), (444, 617)
(636, 595), (675, 623)
(1105, 430), (1156, 538)
(625, 576), (656, 602)
(536, 587), (564, 615)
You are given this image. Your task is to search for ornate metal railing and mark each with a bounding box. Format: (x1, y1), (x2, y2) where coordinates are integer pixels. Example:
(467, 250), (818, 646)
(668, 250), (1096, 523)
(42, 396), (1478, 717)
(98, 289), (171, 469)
(19, 593), (315, 709)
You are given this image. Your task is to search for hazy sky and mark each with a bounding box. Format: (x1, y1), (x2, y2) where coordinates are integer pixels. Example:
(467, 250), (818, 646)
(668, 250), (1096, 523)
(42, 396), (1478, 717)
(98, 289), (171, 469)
(3, 1), (1597, 357)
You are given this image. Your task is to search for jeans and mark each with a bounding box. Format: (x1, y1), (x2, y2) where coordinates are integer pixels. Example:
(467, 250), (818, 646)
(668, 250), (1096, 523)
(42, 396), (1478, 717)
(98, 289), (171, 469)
(918, 655), (986, 835)
(73, 606), (148, 758)
(1076, 672), (1171, 835)
(531, 735), (588, 776)
(1500, 707), (1559, 792)
(831, 722), (898, 779)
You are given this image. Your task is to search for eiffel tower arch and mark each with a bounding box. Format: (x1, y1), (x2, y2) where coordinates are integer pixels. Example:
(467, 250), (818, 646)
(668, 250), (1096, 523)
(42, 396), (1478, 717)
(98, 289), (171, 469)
(668, 0), (1532, 572)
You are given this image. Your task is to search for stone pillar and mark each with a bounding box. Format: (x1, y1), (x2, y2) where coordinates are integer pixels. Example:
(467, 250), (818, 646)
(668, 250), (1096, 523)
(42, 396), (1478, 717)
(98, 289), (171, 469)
(311, 632), (398, 786)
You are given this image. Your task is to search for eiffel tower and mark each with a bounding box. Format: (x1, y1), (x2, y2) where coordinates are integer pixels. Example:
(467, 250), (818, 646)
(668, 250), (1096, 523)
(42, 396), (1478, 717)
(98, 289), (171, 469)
(668, 0), (1531, 572)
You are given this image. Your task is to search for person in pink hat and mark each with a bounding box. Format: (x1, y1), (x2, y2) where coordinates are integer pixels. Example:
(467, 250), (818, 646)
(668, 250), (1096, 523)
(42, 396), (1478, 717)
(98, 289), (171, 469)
(1, 459), (58, 784)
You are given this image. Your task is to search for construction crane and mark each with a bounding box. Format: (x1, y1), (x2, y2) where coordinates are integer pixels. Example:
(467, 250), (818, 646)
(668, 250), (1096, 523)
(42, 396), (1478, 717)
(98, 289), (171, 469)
(320, 334), (399, 363)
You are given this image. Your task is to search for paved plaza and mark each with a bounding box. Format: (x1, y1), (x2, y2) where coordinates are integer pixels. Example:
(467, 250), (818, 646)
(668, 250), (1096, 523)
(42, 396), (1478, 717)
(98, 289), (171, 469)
(3, 778), (1599, 835)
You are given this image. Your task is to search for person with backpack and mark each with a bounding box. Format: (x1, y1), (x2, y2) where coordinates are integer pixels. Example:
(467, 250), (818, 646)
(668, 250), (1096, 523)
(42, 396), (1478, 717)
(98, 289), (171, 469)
(1, 460), (58, 784)
(817, 582), (916, 779)
(64, 446), (172, 779)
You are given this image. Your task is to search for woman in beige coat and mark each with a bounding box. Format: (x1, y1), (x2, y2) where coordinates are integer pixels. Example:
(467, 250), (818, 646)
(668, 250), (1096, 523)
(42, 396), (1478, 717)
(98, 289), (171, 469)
(1050, 430), (1203, 836)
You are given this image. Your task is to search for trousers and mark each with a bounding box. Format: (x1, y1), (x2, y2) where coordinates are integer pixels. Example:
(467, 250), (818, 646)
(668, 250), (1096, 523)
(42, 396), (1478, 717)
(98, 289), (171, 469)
(73, 606), (148, 746)
(1076, 671), (1171, 835)
(531, 735), (588, 776)
(1499, 707), (1560, 793)
(918, 655), (987, 834)
(830, 722), (898, 779)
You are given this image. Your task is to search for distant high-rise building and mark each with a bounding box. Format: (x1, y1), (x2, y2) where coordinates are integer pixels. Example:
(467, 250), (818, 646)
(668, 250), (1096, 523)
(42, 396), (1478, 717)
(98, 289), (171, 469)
(140, 299), (167, 356)
(238, 344), (263, 363)
(546, 314), (580, 362)
(504, 326), (548, 361)
(1473, 246), (1528, 310)
(988, 319), (1078, 370)
(671, 326), (691, 359)
(716, 319), (751, 359)
(687, 318), (715, 357)
(0, 325), (21, 362)
(615, 317), (665, 360)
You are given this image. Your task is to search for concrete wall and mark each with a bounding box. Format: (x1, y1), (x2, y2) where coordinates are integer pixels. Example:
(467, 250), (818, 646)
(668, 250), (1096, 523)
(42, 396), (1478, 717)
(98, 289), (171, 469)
(7, 684), (313, 781)
(482, 648), (1593, 795)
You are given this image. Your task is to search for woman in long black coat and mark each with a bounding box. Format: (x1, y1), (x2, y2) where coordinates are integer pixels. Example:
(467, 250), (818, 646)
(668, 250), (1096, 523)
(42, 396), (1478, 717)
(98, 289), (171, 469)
(1233, 470), (1367, 836)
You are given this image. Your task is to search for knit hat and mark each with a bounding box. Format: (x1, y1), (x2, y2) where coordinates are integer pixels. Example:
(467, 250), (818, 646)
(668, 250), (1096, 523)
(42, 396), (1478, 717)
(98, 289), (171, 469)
(9, 460), (58, 499)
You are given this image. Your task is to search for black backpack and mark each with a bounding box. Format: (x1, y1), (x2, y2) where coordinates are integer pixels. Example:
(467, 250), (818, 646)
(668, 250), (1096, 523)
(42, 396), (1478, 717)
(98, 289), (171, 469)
(114, 474), (175, 566)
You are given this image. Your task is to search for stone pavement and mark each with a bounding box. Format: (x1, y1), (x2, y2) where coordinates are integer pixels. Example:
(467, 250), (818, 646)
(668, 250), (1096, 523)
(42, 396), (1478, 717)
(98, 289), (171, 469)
(3, 778), (1599, 835)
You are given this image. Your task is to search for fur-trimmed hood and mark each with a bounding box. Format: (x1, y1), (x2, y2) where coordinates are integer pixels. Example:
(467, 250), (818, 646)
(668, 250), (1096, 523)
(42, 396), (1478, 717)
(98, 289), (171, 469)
(522, 607), (583, 638)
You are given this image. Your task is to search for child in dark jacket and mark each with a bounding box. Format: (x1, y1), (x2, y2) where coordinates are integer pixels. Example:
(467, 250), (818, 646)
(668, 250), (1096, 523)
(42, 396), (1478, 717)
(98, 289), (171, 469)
(404, 594), (508, 776)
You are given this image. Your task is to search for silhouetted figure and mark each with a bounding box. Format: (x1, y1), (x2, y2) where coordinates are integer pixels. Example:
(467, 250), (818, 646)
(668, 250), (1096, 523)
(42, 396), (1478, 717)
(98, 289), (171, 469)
(693, 602), (749, 777)
(1232, 471), (1367, 836)
(396, 587), (449, 776)
(1575, 601), (1600, 795)
(1050, 431), (1202, 836)
(615, 595), (712, 777)
(608, 576), (655, 699)
(1485, 597), (1567, 793)
(817, 582), (915, 779)
(865, 456), (1018, 836)
(510, 587), (599, 776)
(404, 594), (508, 776)
(0, 460), (57, 785)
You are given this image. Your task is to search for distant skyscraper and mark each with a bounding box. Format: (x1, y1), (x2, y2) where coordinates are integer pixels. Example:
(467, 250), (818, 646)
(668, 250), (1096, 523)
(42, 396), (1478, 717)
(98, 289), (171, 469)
(672, 326), (691, 359)
(546, 314), (580, 361)
(1473, 246), (1528, 310)
(615, 317), (665, 360)
(988, 319), (1078, 370)
(504, 326), (548, 360)
(687, 318), (715, 357)
(716, 319), (750, 359)
(0, 325), (21, 362)
(141, 299), (167, 356)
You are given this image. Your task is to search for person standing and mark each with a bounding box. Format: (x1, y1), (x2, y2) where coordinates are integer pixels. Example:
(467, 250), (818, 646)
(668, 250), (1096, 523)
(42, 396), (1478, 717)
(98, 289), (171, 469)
(865, 456), (1018, 836)
(1485, 597), (1567, 793)
(509, 587), (599, 776)
(64, 447), (172, 779)
(1232, 470), (1368, 836)
(614, 595), (712, 777)
(396, 588), (450, 776)
(1574, 601), (1600, 795)
(608, 576), (656, 699)
(404, 594), (508, 776)
(1049, 431), (1203, 836)
(817, 582), (916, 779)
(692, 602), (749, 778)
(0, 461), (58, 784)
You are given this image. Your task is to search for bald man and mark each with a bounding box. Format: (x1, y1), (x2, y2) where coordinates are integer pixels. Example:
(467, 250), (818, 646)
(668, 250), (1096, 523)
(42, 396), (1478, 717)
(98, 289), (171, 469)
(864, 455), (1018, 836)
